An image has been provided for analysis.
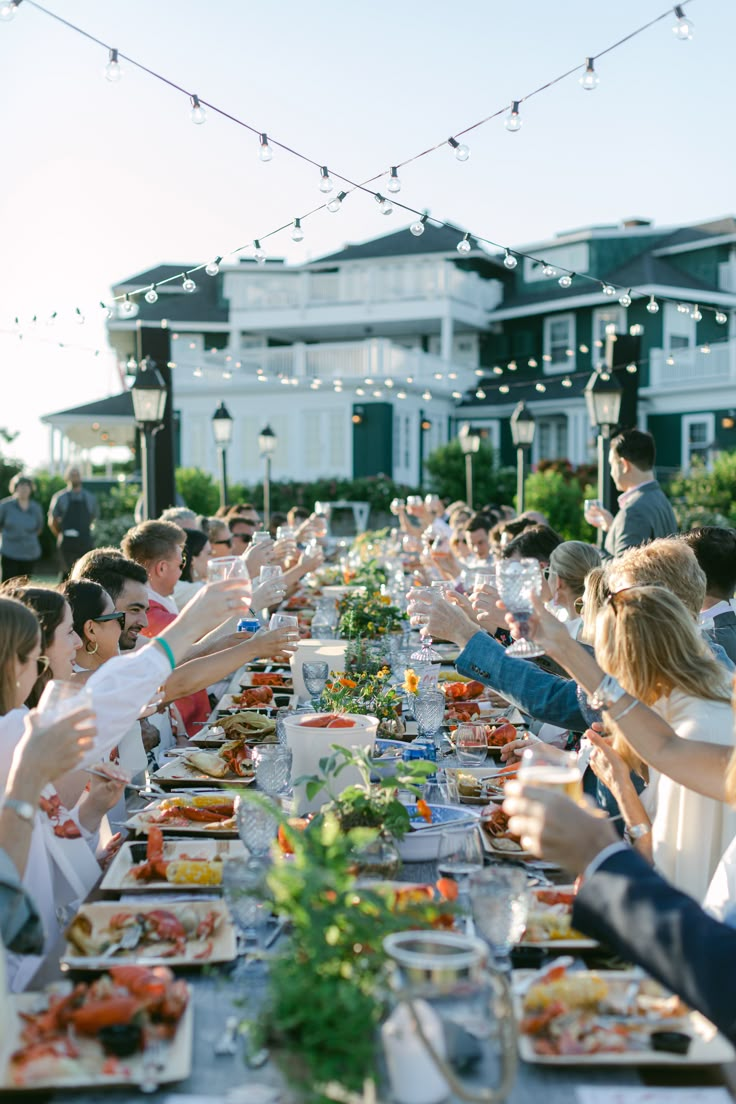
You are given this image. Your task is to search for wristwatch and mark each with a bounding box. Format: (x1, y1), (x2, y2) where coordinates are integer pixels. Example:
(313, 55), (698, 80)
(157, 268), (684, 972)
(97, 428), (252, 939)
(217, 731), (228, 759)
(2, 797), (35, 824)
(625, 822), (650, 842)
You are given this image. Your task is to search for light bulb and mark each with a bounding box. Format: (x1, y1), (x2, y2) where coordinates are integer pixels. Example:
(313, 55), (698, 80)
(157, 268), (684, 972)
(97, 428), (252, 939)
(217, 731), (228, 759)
(447, 137), (470, 161)
(319, 166), (333, 193)
(535, 382), (546, 393)
(505, 101), (522, 132)
(542, 264), (556, 278)
(666, 354), (675, 366)
(144, 286), (158, 304)
(619, 291), (632, 307)
(503, 250), (518, 269)
(646, 295), (659, 314)
(691, 304), (702, 321)
(716, 311), (728, 324)
(422, 390), (432, 401)
(508, 360), (517, 371)
(223, 370), (232, 380)
(75, 307), (85, 325)
(0, 1), (21, 21)
(579, 57), (598, 90)
(558, 273), (573, 288)
(410, 215), (427, 236)
(100, 300), (113, 319)
(121, 294), (136, 315)
(602, 283), (616, 296)
(182, 275), (196, 293)
(397, 391), (407, 399)
(626, 363), (638, 374)
(291, 218), (304, 242)
(528, 358), (538, 368)
(253, 240), (266, 264)
(45, 311), (57, 327)
(672, 5), (694, 39)
(387, 167), (401, 193)
(375, 194), (393, 216)
(492, 366), (503, 375)
(579, 344), (589, 353)
(701, 343), (711, 354)
(562, 376), (573, 388)
(676, 302), (689, 313)
(457, 233), (471, 254)
(327, 190), (346, 213)
(476, 388), (486, 399)
(499, 384), (510, 394)
(193, 367), (203, 378)
(105, 48), (122, 82)
(205, 257), (222, 276)
(190, 95), (206, 125)
(258, 133), (273, 161)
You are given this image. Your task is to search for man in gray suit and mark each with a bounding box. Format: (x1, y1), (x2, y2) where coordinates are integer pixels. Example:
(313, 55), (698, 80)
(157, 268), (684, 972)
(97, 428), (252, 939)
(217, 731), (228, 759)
(586, 428), (677, 559)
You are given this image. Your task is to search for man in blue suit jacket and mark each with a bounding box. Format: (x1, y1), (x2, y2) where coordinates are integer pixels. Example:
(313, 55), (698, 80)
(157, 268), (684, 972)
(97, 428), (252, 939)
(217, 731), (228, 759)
(503, 785), (736, 1044)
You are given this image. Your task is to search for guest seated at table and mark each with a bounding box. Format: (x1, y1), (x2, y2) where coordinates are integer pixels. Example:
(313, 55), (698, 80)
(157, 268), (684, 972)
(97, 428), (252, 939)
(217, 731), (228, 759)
(159, 506), (199, 531)
(173, 528), (211, 611)
(681, 525), (736, 664)
(545, 541), (601, 638)
(501, 524), (563, 570)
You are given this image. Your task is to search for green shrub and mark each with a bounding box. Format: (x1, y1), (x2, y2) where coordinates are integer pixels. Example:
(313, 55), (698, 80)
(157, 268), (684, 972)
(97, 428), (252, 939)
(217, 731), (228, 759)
(523, 468), (597, 541)
(667, 452), (736, 530)
(424, 440), (516, 508)
(175, 468), (220, 517)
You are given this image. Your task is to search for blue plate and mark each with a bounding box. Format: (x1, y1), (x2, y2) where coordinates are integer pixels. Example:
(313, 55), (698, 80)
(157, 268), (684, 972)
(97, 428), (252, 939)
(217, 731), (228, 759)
(406, 803), (477, 833)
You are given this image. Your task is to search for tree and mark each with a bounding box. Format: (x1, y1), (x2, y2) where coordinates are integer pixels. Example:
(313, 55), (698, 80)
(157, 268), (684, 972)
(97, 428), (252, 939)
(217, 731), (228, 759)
(667, 452), (736, 530)
(424, 440), (516, 508)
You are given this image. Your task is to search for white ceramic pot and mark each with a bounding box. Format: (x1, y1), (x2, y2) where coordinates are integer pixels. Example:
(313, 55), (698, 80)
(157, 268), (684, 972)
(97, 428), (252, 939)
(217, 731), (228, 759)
(282, 711), (378, 815)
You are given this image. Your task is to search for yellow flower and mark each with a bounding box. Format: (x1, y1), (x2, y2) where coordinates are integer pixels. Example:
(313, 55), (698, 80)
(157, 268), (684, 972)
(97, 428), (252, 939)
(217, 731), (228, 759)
(379, 595), (391, 605)
(378, 666), (390, 678)
(403, 668), (420, 695)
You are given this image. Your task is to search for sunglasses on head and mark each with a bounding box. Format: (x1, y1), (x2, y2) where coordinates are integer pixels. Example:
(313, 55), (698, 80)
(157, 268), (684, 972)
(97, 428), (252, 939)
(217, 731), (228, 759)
(93, 611), (126, 631)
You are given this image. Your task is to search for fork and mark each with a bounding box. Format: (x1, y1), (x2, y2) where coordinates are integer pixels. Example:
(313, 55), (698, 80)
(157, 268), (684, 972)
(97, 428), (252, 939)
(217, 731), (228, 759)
(99, 922), (143, 959)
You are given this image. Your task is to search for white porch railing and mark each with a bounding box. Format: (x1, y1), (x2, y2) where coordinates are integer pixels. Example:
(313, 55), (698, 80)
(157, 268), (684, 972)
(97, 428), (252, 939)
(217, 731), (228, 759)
(648, 340), (736, 388)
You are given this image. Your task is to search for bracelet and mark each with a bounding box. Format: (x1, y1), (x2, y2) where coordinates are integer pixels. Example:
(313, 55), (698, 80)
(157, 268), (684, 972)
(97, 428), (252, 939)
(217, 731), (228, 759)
(608, 697), (641, 723)
(625, 822), (651, 843)
(2, 797), (35, 824)
(152, 637), (176, 672)
(588, 674), (627, 712)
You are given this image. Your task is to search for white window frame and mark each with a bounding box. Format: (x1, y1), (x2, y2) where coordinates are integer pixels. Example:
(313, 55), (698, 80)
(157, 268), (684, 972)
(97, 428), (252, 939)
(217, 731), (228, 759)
(591, 307), (626, 368)
(681, 413), (715, 471)
(663, 303), (695, 353)
(534, 415), (568, 463)
(543, 313), (576, 374)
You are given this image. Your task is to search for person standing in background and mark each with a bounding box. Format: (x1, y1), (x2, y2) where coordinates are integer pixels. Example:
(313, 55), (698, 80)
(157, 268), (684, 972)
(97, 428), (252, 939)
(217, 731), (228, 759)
(0, 476), (44, 582)
(48, 466), (98, 579)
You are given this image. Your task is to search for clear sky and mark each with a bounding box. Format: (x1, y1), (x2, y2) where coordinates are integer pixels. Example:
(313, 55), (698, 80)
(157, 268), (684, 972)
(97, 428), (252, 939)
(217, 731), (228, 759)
(0, 0), (732, 466)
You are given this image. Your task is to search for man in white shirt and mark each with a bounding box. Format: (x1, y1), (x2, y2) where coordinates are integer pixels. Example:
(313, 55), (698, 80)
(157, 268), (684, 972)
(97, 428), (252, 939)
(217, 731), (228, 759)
(682, 526), (736, 665)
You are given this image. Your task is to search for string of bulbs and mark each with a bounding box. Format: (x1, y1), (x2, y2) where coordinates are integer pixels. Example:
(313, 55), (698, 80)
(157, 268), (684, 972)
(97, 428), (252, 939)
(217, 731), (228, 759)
(0, 0), (715, 330)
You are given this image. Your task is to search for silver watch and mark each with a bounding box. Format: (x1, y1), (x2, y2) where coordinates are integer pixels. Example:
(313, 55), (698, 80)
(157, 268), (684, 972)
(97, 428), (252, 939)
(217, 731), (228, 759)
(625, 822), (650, 842)
(3, 797), (35, 823)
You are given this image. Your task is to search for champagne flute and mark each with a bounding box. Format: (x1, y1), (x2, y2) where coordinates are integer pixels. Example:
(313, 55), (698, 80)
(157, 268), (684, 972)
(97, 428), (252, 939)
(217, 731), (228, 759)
(495, 558), (544, 659)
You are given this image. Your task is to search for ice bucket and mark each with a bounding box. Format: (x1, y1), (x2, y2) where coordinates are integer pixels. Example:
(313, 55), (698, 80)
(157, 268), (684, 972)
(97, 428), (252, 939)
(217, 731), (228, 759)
(281, 711), (378, 815)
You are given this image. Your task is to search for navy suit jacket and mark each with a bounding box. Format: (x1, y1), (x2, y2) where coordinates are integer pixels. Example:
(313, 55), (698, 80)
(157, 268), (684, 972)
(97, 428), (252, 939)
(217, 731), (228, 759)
(573, 847), (736, 1043)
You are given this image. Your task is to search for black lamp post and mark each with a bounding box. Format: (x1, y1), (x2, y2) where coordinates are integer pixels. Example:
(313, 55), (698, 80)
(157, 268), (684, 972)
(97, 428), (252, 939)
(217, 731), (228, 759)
(259, 424), (277, 529)
(585, 367), (623, 529)
(130, 357), (167, 520)
(510, 401), (536, 513)
(458, 423), (481, 508)
(212, 402), (234, 511)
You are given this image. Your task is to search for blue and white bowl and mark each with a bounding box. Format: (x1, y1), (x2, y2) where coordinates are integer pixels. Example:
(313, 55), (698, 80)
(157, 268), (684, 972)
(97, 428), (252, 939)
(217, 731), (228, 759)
(397, 803), (479, 862)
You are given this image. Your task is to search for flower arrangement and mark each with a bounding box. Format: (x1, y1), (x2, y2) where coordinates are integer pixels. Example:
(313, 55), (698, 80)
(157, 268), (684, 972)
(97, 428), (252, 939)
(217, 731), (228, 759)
(337, 590), (405, 639)
(318, 668), (401, 725)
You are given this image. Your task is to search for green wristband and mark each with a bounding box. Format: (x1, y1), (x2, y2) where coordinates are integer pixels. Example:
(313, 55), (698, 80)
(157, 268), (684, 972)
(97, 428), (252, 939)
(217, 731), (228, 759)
(153, 636), (176, 671)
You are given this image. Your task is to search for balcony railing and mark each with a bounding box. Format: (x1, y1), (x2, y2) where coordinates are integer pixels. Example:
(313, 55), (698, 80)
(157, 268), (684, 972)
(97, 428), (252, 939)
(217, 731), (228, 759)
(648, 341), (735, 388)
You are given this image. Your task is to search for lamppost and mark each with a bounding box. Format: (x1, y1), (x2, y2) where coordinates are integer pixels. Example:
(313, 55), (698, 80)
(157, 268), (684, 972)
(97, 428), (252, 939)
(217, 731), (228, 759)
(585, 367), (623, 539)
(211, 402), (234, 511)
(510, 401), (536, 514)
(458, 423), (481, 508)
(130, 357), (167, 520)
(259, 424), (277, 529)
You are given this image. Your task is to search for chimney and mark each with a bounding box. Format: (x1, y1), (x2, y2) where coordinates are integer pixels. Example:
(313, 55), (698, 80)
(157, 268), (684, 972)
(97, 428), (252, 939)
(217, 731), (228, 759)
(621, 217), (652, 229)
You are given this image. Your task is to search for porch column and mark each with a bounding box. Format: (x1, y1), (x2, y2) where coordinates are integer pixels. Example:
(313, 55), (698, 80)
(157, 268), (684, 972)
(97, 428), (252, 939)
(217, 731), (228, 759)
(440, 313), (454, 362)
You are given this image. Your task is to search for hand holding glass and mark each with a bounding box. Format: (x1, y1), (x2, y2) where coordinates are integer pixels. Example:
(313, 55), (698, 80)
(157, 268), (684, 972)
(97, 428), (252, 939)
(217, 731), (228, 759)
(495, 558), (544, 659)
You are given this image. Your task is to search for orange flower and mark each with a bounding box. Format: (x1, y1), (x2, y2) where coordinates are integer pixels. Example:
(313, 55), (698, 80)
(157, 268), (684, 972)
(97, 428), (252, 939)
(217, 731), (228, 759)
(436, 877), (459, 902)
(339, 677), (357, 689)
(416, 798), (433, 824)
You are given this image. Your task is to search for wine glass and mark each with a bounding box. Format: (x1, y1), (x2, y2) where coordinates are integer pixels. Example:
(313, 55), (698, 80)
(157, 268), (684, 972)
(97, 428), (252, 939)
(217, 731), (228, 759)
(495, 558), (545, 658)
(36, 680), (93, 725)
(413, 689), (445, 742)
(221, 856), (271, 975)
(208, 556), (248, 582)
(408, 587), (441, 662)
(268, 613), (299, 639)
(235, 795), (279, 858)
(303, 661), (329, 705)
(454, 723), (488, 766)
(470, 867), (529, 975)
(436, 827), (484, 897)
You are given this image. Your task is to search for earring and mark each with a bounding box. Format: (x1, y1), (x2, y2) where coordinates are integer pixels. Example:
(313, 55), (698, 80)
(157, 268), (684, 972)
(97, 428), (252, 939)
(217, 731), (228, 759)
(85, 641), (99, 655)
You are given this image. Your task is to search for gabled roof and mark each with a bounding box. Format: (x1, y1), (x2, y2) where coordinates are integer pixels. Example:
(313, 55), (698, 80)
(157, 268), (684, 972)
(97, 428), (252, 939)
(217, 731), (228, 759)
(42, 392), (134, 422)
(604, 252), (719, 293)
(311, 223), (496, 264)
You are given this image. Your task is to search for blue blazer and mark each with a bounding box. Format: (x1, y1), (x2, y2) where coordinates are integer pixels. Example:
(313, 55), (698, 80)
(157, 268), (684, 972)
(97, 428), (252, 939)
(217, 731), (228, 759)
(573, 847), (736, 1043)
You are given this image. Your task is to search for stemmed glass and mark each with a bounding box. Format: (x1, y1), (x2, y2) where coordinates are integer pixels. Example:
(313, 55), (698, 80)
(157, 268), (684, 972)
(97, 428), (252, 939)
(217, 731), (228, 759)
(235, 794), (279, 859)
(413, 689), (446, 753)
(495, 558), (545, 658)
(408, 586), (442, 662)
(303, 661), (329, 707)
(470, 867), (529, 975)
(268, 613), (299, 639)
(436, 827), (484, 902)
(254, 746), (293, 797)
(454, 723), (488, 766)
(221, 856), (271, 975)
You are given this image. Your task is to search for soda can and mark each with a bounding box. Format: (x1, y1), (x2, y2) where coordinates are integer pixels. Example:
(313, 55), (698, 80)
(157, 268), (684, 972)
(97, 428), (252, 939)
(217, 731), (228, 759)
(237, 617), (262, 634)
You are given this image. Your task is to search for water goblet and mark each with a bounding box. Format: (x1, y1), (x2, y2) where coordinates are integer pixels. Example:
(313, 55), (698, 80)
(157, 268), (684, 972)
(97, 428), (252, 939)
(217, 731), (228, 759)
(255, 746), (293, 797)
(413, 689), (445, 746)
(221, 856), (271, 975)
(408, 587), (442, 662)
(302, 660), (329, 705)
(235, 794), (280, 859)
(495, 558), (545, 658)
(470, 866), (529, 975)
(454, 722), (488, 766)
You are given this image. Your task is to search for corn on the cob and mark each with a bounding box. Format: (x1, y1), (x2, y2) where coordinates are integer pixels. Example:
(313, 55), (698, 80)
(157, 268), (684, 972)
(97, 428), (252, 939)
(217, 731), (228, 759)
(524, 973), (608, 1012)
(165, 860), (224, 885)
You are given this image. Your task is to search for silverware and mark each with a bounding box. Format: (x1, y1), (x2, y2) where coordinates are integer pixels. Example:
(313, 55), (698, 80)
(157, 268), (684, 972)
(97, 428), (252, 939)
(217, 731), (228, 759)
(99, 922), (143, 959)
(263, 917), (287, 950)
(215, 1015), (240, 1056)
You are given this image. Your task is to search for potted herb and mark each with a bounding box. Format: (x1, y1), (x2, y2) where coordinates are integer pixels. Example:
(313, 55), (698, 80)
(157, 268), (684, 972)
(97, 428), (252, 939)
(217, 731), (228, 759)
(338, 591), (405, 640)
(318, 668), (406, 737)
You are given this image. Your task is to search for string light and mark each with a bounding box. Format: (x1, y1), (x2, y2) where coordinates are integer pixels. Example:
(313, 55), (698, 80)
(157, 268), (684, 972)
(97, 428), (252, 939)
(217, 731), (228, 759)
(205, 257), (222, 276)
(535, 382), (547, 392)
(499, 384), (510, 394)
(562, 376), (573, 388)
(410, 215), (428, 237)
(626, 362), (638, 373)
(258, 133), (273, 162)
(542, 264), (557, 278)
(291, 218), (304, 242)
(672, 4), (694, 39)
(253, 240), (266, 264)
(100, 301), (113, 319)
(619, 290), (632, 307)
(503, 250), (518, 270)
(193, 367), (202, 378)
(190, 94), (206, 125)
(0, 0), (22, 21)
(75, 307), (85, 324)
(646, 295), (659, 314)
(700, 342), (711, 354)
(676, 302), (689, 313)
(492, 366), (503, 375)
(602, 283), (616, 296)
(476, 388), (486, 399)
(121, 294), (136, 316)
(422, 390), (432, 401)
(691, 304), (702, 321)
(447, 137), (470, 162)
(558, 273), (573, 288)
(580, 57), (599, 90)
(457, 233), (471, 254)
(375, 194), (393, 216)
(528, 358), (538, 368)
(716, 311), (728, 324)
(319, 166), (333, 194)
(182, 273), (197, 293)
(327, 190), (346, 213)
(387, 167), (401, 193)
(505, 101), (522, 132)
(105, 48), (122, 82)
(508, 361), (518, 371)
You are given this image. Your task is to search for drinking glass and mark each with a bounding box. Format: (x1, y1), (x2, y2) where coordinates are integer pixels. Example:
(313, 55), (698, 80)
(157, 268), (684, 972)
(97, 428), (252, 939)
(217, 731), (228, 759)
(454, 722), (488, 766)
(254, 746), (292, 796)
(390, 498), (405, 515)
(471, 571), (496, 595)
(413, 689), (445, 740)
(276, 526), (296, 541)
(235, 794), (280, 858)
(408, 587), (441, 662)
(470, 867), (529, 974)
(275, 706), (291, 747)
(436, 827), (484, 895)
(495, 558), (544, 659)
(422, 770), (459, 807)
(303, 661), (329, 702)
(221, 856), (271, 975)
(36, 680), (93, 725)
(584, 497), (602, 520)
(268, 613), (299, 639)
(517, 743), (584, 803)
(208, 556), (248, 582)
(260, 565), (284, 582)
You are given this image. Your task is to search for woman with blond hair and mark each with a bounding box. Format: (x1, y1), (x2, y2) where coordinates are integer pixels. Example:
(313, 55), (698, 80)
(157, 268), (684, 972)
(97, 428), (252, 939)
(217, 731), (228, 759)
(547, 540), (601, 638)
